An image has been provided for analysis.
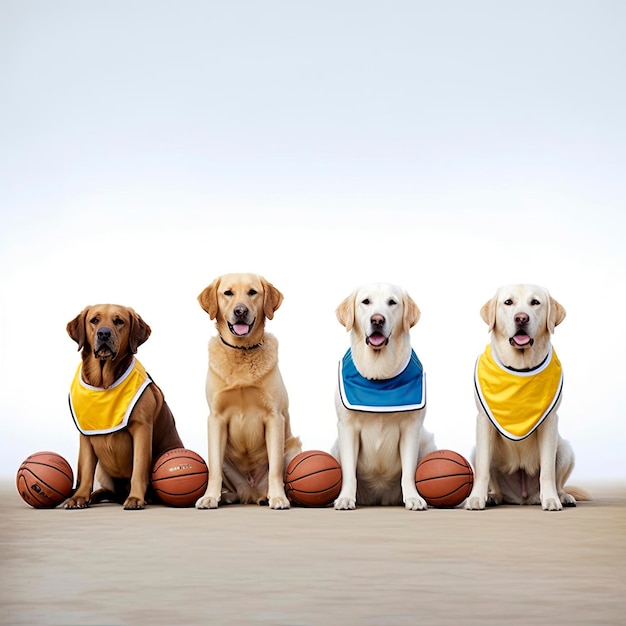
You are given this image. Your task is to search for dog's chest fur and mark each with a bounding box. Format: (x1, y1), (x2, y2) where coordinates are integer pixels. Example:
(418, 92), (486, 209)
(208, 333), (287, 458)
(209, 335), (279, 386)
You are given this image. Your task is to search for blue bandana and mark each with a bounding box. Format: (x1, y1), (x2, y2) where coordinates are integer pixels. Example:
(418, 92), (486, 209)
(338, 349), (426, 413)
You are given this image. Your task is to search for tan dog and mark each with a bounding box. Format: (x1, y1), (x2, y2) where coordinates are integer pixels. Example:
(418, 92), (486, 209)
(466, 284), (584, 511)
(194, 273), (302, 510)
(331, 283), (436, 510)
(65, 305), (183, 510)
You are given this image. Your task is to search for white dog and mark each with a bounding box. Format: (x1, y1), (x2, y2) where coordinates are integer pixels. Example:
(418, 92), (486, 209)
(466, 284), (583, 511)
(331, 283), (436, 510)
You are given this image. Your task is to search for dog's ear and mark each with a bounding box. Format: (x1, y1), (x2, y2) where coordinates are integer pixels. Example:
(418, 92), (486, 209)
(480, 295), (497, 332)
(128, 310), (151, 354)
(402, 292), (421, 332)
(261, 278), (284, 320)
(336, 292), (356, 332)
(547, 295), (566, 334)
(198, 280), (220, 320)
(66, 307), (90, 351)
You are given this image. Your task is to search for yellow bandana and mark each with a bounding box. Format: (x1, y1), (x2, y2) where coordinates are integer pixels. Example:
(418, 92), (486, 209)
(69, 358), (152, 435)
(474, 344), (563, 441)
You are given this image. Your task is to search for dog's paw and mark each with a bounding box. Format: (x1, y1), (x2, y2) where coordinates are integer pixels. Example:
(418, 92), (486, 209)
(64, 496), (89, 509)
(334, 497), (356, 510)
(405, 496), (428, 511)
(541, 496), (563, 511)
(221, 491), (240, 505)
(561, 492), (577, 507)
(486, 492), (502, 507)
(195, 495), (219, 509)
(465, 494), (487, 510)
(268, 496), (290, 510)
(123, 497), (146, 510)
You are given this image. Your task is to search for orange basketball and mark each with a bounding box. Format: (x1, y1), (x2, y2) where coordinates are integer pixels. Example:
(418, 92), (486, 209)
(16, 451), (74, 508)
(151, 448), (208, 507)
(415, 449), (474, 508)
(284, 450), (342, 507)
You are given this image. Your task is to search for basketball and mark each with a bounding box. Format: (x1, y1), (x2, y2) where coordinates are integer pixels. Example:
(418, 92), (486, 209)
(16, 451), (74, 508)
(151, 448), (208, 507)
(415, 449), (474, 508)
(284, 450), (342, 507)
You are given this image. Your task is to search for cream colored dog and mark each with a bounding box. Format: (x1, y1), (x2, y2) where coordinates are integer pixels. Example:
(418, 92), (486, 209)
(331, 283), (436, 510)
(466, 284), (582, 511)
(194, 273), (302, 510)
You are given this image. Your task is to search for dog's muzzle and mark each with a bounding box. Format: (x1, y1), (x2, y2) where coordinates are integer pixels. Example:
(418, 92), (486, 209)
(366, 314), (388, 349)
(228, 307), (255, 337)
(94, 327), (118, 359)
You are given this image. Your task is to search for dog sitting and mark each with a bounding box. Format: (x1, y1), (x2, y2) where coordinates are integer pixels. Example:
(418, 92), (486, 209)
(466, 284), (587, 511)
(194, 273), (302, 510)
(331, 282), (436, 510)
(65, 304), (184, 510)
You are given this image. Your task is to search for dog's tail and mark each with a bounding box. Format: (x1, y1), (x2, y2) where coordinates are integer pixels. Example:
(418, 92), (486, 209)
(565, 485), (593, 502)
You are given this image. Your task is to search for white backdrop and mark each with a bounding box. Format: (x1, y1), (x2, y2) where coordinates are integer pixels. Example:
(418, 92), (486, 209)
(1, 1), (624, 482)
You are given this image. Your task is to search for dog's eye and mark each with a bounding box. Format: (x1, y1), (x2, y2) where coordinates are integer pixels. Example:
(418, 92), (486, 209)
(113, 317), (124, 326)
(248, 289), (257, 296)
(361, 299), (370, 305)
(531, 299), (541, 306)
(89, 317), (99, 325)
(388, 299), (397, 306)
(504, 299), (513, 306)
(224, 290), (233, 297)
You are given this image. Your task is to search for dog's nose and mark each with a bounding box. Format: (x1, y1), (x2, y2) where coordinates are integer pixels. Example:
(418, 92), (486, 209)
(515, 312), (529, 325)
(234, 306), (248, 319)
(97, 327), (112, 341)
(370, 314), (385, 328)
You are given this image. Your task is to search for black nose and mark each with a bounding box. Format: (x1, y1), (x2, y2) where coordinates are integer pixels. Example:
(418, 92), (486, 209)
(97, 327), (112, 341)
(234, 306), (248, 319)
(371, 314), (385, 328)
(515, 312), (529, 325)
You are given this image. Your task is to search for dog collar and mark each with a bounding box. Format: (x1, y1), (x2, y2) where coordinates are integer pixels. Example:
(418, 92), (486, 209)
(219, 335), (263, 350)
(69, 357), (153, 435)
(338, 348), (426, 413)
(474, 344), (563, 441)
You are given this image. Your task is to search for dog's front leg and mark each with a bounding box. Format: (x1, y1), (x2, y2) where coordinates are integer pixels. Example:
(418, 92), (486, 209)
(465, 413), (493, 510)
(195, 414), (225, 509)
(537, 417), (562, 511)
(400, 419), (428, 511)
(334, 420), (359, 510)
(124, 420), (153, 510)
(65, 435), (96, 509)
(265, 412), (290, 510)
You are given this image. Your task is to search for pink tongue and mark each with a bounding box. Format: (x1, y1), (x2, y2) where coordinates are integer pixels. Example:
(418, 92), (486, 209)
(514, 334), (531, 345)
(368, 333), (386, 346)
(233, 324), (249, 336)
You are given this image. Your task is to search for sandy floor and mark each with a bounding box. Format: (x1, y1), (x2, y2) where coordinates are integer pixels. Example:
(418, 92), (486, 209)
(1, 480), (624, 626)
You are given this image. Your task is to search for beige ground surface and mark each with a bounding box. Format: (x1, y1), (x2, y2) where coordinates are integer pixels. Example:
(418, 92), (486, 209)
(1, 480), (624, 626)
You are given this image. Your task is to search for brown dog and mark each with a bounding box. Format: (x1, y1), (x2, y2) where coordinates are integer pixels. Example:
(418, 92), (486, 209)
(194, 273), (302, 510)
(65, 304), (183, 510)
